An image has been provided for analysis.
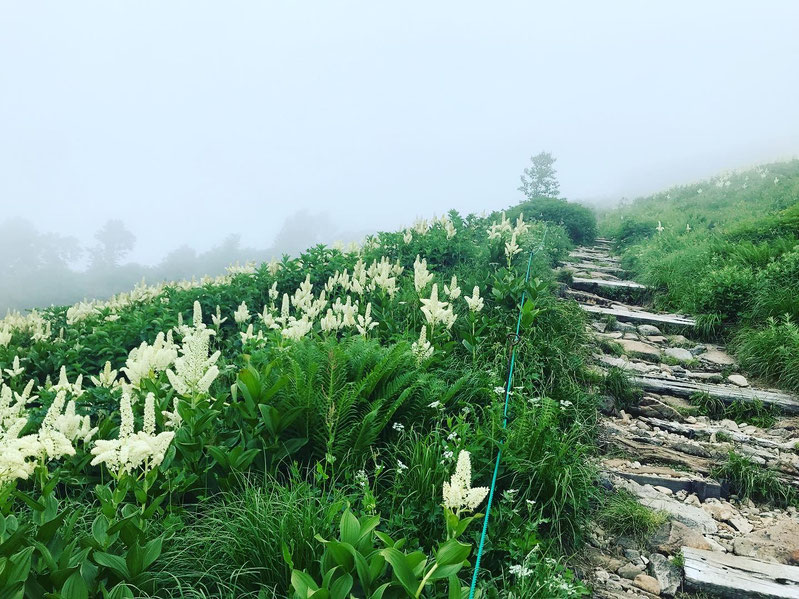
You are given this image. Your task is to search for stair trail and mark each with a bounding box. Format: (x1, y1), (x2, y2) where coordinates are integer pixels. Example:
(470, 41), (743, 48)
(564, 239), (799, 599)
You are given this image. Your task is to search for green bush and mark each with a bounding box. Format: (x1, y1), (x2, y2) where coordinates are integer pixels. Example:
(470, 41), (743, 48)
(733, 317), (799, 392)
(507, 197), (597, 245)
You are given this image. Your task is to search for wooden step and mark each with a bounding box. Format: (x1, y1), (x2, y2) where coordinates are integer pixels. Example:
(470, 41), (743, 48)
(682, 547), (799, 598)
(632, 375), (799, 415)
(579, 303), (696, 327)
(572, 277), (647, 291)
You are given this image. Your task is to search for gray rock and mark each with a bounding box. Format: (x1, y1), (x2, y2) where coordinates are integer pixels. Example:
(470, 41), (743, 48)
(618, 562), (645, 579)
(633, 573), (661, 595)
(648, 553), (681, 596)
(638, 324), (662, 336)
(614, 477), (718, 534)
(727, 374), (749, 387)
(613, 321), (638, 333)
(618, 338), (662, 361)
(664, 347), (694, 362)
(649, 521), (713, 554)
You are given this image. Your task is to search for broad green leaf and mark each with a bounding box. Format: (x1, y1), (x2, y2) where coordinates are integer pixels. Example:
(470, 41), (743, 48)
(435, 539), (471, 567)
(379, 548), (419, 596)
(61, 571), (88, 599)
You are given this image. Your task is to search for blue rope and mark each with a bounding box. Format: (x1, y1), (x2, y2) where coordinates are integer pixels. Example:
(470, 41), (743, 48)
(468, 227), (548, 599)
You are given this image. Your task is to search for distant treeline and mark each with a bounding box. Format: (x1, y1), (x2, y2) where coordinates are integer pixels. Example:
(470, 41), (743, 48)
(0, 211), (364, 313)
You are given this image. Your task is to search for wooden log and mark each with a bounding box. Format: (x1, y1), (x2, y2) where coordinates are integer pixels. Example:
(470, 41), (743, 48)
(564, 288), (615, 306)
(563, 261), (627, 274)
(579, 304), (697, 327)
(604, 469), (723, 500)
(682, 547), (799, 598)
(569, 250), (621, 263)
(632, 375), (799, 415)
(572, 277), (647, 291)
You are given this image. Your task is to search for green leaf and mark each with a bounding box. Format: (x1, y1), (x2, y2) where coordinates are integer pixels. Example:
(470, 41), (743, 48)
(290, 570), (319, 596)
(93, 552), (130, 580)
(369, 583), (391, 599)
(339, 510), (359, 546)
(12, 491), (44, 512)
(448, 574), (465, 599)
(379, 548), (419, 596)
(107, 582), (134, 599)
(61, 571), (88, 599)
(329, 572), (353, 599)
(435, 539), (471, 567)
(141, 536), (163, 571)
(5, 546), (34, 585)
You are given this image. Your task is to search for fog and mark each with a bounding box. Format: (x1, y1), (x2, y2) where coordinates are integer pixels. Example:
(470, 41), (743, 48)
(2, 1), (799, 311)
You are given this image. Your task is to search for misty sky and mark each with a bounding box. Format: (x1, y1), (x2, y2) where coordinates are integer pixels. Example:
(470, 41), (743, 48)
(2, 1), (799, 264)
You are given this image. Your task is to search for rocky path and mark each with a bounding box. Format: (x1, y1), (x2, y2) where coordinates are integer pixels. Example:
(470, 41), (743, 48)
(563, 239), (799, 598)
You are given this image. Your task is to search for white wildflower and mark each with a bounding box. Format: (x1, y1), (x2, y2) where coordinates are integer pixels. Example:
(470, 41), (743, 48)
(392, 422), (405, 433)
(464, 286), (484, 313)
(442, 450), (489, 512)
(411, 327), (434, 363)
(356, 303), (378, 337)
(413, 255), (434, 292)
(444, 275), (461, 300)
(420, 284), (457, 330)
(4, 356), (24, 378)
(90, 361), (118, 388)
(211, 305), (227, 329)
(90, 390), (175, 476)
(165, 329), (220, 396)
(233, 301), (250, 325)
(504, 233), (521, 262)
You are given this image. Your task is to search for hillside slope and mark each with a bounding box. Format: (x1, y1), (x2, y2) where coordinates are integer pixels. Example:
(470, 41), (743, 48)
(0, 204), (600, 598)
(600, 160), (799, 392)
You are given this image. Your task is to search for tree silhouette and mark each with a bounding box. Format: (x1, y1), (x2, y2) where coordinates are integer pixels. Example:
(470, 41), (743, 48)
(518, 151), (560, 199)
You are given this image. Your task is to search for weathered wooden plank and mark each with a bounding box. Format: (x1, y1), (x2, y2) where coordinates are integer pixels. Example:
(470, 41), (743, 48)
(569, 250), (621, 262)
(603, 469), (723, 500)
(632, 375), (799, 415)
(572, 277), (647, 291)
(579, 303), (696, 327)
(564, 261), (627, 274)
(683, 547), (799, 598)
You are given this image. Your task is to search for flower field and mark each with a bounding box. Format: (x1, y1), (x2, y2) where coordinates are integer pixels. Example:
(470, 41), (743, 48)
(0, 206), (599, 598)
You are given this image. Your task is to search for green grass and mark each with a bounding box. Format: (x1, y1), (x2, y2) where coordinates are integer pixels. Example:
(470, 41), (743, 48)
(712, 451), (798, 508)
(600, 160), (799, 389)
(690, 391), (779, 428)
(597, 489), (667, 541)
(602, 366), (641, 411)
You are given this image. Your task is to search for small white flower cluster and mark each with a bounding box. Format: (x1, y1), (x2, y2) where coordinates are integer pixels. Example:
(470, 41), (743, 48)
(420, 284), (457, 330)
(411, 327), (434, 363)
(442, 450), (489, 513)
(122, 331), (178, 388)
(50, 366), (85, 397)
(1, 381), (95, 487)
(90, 391), (174, 476)
(90, 361), (120, 388)
(464, 286), (484, 313)
(444, 275), (461, 300)
(488, 212), (528, 242)
(166, 326), (221, 397)
(413, 255), (434, 292)
(225, 261), (257, 276)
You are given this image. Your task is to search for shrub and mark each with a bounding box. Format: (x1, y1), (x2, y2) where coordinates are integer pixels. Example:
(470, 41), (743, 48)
(733, 317), (799, 392)
(507, 197), (597, 245)
(695, 264), (756, 323)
